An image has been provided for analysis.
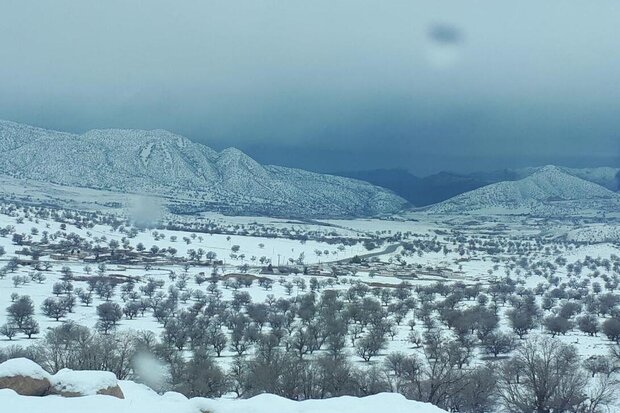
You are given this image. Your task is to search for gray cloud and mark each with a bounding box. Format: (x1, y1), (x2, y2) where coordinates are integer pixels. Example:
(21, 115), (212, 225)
(0, 0), (619, 175)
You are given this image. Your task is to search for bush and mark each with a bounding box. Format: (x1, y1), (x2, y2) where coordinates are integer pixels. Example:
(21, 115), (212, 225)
(602, 318), (620, 342)
(172, 348), (228, 398)
(96, 302), (123, 334)
(543, 316), (573, 337)
(7, 295), (34, 328)
(41, 297), (67, 321)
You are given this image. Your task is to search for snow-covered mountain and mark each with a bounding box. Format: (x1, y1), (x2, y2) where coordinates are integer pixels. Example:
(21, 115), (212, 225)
(427, 165), (620, 215)
(468, 166), (620, 191)
(0, 120), (407, 217)
(503, 166), (619, 191)
(561, 166), (619, 191)
(337, 165), (619, 207)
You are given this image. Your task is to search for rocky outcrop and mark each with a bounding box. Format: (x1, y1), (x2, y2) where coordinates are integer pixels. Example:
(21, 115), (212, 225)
(49, 368), (124, 399)
(95, 384), (125, 398)
(47, 383), (124, 399)
(0, 358), (52, 396)
(0, 359), (124, 399)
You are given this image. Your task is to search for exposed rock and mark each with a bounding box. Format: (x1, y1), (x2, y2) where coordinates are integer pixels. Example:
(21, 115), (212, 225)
(96, 384), (125, 399)
(0, 358), (51, 396)
(48, 384), (124, 399)
(0, 359), (125, 399)
(0, 376), (51, 397)
(49, 368), (124, 399)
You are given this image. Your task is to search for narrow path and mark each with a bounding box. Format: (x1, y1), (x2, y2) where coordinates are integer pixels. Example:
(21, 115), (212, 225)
(327, 242), (402, 264)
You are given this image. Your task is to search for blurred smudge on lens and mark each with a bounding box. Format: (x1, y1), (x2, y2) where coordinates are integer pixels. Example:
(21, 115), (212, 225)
(428, 24), (462, 45)
(426, 24), (463, 70)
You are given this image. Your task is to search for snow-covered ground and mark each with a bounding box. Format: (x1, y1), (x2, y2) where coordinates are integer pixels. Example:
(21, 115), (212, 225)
(1, 202), (620, 366)
(0, 358), (447, 413)
(0, 385), (447, 413)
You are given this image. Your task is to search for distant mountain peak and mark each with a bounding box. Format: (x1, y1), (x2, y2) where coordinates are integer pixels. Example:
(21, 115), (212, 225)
(335, 164), (620, 207)
(535, 164), (563, 174)
(427, 166), (620, 214)
(218, 147), (254, 161)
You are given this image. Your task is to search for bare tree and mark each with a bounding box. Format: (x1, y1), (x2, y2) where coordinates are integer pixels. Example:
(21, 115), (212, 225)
(498, 337), (588, 413)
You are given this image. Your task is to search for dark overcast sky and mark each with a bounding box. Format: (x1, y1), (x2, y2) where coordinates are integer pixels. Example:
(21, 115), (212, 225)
(0, 1), (619, 175)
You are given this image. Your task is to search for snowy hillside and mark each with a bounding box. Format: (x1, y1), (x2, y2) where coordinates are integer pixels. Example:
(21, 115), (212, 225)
(0, 120), (407, 218)
(561, 166), (619, 191)
(427, 165), (620, 215)
(497, 166), (620, 191)
(472, 166), (620, 191)
(564, 223), (620, 243)
(510, 166), (619, 191)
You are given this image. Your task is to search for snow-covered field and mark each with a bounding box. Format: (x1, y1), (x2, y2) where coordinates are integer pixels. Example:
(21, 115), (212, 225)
(1, 201), (620, 405)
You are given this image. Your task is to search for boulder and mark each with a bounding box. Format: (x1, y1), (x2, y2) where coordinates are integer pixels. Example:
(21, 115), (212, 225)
(0, 358), (52, 396)
(49, 368), (124, 399)
(96, 384), (125, 399)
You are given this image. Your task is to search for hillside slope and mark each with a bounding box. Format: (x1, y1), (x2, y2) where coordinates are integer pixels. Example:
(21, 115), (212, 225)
(561, 166), (619, 191)
(0, 120), (407, 217)
(337, 166), (619, 207)
(427, 165), (620, 215)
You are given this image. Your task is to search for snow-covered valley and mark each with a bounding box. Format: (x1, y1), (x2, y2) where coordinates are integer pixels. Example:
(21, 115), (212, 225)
(0, 196), (619, 411)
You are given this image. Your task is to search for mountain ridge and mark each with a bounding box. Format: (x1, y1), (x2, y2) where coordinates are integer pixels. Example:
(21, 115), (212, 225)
(426, 165), (620, 214)
(0, 120), (407, 218)
(336, 165), (619, 206)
